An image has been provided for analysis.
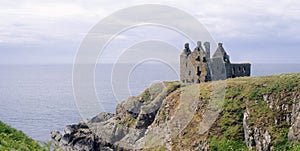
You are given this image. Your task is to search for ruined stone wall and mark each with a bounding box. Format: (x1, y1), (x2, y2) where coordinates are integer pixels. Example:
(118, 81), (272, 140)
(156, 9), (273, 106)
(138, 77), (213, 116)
(180, 41), (251, 83)
(180, 42), (211, 83)
(226, 63), (251, 78)
(180, 53), (196, 83)
(209, 58), (227, 81)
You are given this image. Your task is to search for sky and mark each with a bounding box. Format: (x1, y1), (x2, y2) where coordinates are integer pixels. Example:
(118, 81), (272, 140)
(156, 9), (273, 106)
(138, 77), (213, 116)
(0, 0), (299, 64)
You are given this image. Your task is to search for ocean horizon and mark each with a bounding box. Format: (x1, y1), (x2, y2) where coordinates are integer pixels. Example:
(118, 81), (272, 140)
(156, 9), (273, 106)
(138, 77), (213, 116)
(0, 63), (299, 141)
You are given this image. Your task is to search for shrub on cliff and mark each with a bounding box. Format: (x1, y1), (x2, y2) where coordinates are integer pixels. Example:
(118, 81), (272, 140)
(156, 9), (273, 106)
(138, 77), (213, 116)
(0, 121), (43, 150)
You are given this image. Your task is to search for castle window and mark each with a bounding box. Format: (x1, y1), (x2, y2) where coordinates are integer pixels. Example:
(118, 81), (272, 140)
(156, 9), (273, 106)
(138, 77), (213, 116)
(197, 66), (201, 76)
(232, 67), (236, 78)
(186, 62), (187, 67)
(224, 57), (227, 62)
(192, 79), (194, 83)
(238, 67), (241, 72)
(196, 56), (200, 61)
(243, 67), (246, 73)
(203, 57), (207, 62)
(189, 71), (191, 76)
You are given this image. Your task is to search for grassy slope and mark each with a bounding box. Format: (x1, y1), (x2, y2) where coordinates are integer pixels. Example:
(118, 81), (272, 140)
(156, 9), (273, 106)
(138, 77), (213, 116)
(0, 120), (43, 150)
(2, 73), (299, 151)
(175, 73), (300, 150)
(134, 73), (300, 150)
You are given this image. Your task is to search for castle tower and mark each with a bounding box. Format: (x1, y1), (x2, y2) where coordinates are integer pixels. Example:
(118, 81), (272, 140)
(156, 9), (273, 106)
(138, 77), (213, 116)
(180, 42), (211, 83)
(180, 43), (191, 83)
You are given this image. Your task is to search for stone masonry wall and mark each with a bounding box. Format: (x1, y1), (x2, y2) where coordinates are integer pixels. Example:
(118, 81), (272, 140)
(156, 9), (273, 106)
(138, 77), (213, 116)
(180, 41), (251, 83)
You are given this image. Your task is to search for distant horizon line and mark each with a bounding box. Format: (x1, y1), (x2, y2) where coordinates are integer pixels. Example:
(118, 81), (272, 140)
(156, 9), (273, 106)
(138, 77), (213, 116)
(0, 63), (300, 65)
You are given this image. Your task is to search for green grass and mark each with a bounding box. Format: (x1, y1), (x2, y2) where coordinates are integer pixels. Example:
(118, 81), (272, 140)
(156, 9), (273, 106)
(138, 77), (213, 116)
(210, 136), (249, 151)
(272, 129), (300, 151)
(0, 120), (44, 150)
(169, 73), (300, 150)
(141, 90), (151, 103)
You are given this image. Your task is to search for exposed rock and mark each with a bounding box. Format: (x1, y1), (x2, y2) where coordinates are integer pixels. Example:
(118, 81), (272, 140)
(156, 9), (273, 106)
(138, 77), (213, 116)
(288, 94), (300, 142)
(89, 112), (114, 123)
(243, 112), (255, 150)
(64, 125), (77, 135)
(50, 130), (62, 145)
(51, 74), (300, 151)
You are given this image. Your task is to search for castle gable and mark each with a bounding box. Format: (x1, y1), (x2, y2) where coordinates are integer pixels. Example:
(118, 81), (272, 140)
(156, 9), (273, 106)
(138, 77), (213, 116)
(212, 43), (230, 63)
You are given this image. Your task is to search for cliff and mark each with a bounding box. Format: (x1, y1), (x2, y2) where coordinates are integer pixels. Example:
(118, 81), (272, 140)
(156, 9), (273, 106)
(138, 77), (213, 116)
(51, 73), (300, 151)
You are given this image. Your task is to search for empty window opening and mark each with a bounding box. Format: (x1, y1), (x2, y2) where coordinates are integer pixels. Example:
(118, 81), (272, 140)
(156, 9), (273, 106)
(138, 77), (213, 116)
(232, 68), (236, 78)
(224, 57), (229, 63)
(203, 57), (207, 62)
(243, 67), (246, 73)
(197, 66), (201, 76)
(205, 75), (210, 82)
(189, 71), (191, 76)
(196, 56), (200, 61)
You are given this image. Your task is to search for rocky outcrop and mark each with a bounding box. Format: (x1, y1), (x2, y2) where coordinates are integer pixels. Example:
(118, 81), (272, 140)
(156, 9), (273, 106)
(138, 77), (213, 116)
(243, 116), (272, 151)
(242, 87), (300, 150)
(51, 122), (103, 151)
(288, 93), (300, 142)
(51, 73), (300, 151)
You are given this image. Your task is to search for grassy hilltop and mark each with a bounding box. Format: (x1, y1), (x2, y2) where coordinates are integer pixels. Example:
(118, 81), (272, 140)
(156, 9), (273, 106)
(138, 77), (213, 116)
(50, 73), (300, 151)
(170, 73), (300, 150)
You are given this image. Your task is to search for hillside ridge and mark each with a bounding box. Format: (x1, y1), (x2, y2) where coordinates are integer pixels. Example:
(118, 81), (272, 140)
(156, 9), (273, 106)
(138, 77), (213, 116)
(51, 73), (300, 151)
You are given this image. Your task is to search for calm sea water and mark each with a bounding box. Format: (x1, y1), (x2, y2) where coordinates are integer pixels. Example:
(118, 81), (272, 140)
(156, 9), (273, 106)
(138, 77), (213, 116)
(0, 64), (299, 141)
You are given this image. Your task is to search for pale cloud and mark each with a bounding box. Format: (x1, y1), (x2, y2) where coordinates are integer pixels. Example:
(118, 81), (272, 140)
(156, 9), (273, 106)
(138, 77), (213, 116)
(0, 0), (299, 64)
(0, 0), (299, 43)
(176, 0), (300, 41)
(0, 1), (103, 44)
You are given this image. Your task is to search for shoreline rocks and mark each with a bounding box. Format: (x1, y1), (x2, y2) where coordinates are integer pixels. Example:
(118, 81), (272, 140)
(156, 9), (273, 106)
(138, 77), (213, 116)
(51, 74), (300, 151)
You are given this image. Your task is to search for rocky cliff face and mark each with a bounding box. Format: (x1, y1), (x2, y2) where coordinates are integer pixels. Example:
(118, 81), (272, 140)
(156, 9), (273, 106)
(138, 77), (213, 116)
(51, 73), (300, 151)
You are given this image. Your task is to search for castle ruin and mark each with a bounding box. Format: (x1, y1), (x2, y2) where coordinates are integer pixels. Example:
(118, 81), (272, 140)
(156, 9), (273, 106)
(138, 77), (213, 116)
(180, 41), (251, 83)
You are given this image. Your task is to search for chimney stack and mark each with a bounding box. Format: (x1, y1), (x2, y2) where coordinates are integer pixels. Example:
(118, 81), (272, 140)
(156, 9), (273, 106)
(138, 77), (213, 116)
(204, 42), (210, 58)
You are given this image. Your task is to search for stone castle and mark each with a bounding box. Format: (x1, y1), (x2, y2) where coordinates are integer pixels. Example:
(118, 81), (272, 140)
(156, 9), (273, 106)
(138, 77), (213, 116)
(180, 41), (251, 83)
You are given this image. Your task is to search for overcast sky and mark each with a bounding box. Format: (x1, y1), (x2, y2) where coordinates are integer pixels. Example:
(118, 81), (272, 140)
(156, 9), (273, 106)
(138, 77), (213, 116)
(0, 0), (299, 64)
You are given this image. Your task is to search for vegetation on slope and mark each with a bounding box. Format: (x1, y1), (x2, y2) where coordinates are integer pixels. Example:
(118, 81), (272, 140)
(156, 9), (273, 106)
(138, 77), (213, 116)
(153, 73), (300, 150)
(0, 120), (44, 150)
(51, 73), (300, 151)
(111, 73), (300, 150)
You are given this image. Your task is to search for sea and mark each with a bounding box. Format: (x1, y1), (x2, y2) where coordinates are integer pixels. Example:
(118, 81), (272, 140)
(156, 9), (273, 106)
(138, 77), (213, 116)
(0, 64), (299, 141)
